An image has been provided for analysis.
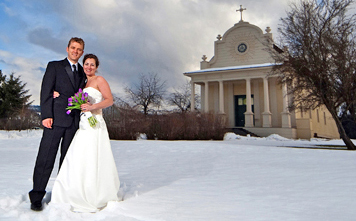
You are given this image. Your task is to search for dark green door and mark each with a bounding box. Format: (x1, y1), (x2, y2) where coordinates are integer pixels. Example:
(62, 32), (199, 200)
(234, 95), (254, 127)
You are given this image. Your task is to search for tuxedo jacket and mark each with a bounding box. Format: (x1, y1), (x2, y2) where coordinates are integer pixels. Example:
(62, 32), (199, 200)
(40, 58), (86, 128)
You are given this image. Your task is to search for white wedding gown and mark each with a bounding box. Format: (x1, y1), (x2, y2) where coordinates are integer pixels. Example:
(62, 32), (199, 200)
(51, 87), (120, 212)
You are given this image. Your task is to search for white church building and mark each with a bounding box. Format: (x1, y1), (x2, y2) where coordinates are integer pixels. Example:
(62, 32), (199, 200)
(184, 6), (338, 139)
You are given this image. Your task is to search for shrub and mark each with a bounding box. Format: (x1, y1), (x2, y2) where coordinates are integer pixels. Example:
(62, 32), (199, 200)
(0, 108), (41, 130)
(104, 107), (226, 140)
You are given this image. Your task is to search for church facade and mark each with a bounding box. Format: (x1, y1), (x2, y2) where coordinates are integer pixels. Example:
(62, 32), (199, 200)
(184, 11), (338, 139)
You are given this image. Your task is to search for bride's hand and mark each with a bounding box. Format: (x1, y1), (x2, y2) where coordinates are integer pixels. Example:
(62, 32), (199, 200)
(53, 91), (60, 98)
(81, 102), (92, 112)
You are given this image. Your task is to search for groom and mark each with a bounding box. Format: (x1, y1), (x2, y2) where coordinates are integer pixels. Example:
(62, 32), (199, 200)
(29, 37), (87, 211)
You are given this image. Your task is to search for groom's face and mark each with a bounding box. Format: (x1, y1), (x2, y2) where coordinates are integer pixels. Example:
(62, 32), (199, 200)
(66, 41), (84, 64)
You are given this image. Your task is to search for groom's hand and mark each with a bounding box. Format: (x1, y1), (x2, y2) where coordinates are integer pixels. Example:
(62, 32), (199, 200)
(42, 118), (53, 129)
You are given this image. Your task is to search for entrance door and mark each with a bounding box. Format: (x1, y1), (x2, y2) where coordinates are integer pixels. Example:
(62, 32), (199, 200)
(234, 95), (254, 127)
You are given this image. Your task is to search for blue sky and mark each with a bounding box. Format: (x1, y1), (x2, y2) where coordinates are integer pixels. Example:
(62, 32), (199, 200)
(0, 0), (289, 105)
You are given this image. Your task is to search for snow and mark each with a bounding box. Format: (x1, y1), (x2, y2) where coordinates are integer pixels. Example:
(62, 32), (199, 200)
(1, 130), (356, 220)
(184, 63), (277, 74)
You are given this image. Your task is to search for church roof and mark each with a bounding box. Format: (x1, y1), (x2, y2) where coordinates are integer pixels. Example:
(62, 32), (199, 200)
(184, 62), (277, 75)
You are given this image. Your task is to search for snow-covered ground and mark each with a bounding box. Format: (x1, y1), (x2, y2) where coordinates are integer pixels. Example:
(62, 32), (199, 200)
(1, 130), (356, 221)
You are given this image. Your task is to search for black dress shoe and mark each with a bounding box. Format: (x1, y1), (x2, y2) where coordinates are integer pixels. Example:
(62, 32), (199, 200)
(31, 202), (43, 211)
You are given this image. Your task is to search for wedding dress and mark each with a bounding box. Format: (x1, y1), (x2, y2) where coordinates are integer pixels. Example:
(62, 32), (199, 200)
(51, 87), (120, 212)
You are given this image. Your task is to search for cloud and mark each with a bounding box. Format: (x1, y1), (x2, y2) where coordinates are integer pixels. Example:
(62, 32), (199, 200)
(27, 28), (68, 54)
(3, 6), (15, 17)
(0, 50), (44, 104)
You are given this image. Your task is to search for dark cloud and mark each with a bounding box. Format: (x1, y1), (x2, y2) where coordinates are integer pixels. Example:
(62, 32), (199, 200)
(37, 66), (46, 73)
(27, 28), (67, 54)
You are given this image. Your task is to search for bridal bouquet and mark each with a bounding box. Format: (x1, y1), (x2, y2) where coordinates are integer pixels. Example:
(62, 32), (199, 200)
(66, 88), (98, 127)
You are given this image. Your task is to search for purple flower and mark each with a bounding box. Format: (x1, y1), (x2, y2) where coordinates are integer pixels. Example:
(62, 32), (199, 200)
(66, 110), (71, 115)
(68, 102), (73, 106)
(84, 92), (88, 98)
(68, 97), (73, 102)
(75, 97), (78, 102)
(78, 88), (83, 93)
(81, 94), (85, 101)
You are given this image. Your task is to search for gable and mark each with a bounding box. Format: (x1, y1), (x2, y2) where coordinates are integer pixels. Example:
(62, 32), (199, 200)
(208, 21), (274, 68)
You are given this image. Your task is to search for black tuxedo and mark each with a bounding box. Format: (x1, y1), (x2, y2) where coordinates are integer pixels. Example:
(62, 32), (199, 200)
(40, 59), (85, 128)
(29, 58), (86, 204)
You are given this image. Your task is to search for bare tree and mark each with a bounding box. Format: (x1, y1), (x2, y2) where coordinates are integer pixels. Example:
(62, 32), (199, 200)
(125, 73), (166, 115)
(271, 0), (356, 149)
(168, 80), (200, 112)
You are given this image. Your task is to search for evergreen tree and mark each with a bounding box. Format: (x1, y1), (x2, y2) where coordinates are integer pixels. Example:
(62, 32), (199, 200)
(0, 71), (32, 119)
(0, 70), (6, 110)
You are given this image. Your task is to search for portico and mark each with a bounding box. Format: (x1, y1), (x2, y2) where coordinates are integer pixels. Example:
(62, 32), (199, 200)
(185, 63), (297, 138)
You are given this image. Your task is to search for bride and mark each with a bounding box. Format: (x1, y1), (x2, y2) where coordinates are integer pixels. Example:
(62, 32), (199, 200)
(51, 54), (120, 212)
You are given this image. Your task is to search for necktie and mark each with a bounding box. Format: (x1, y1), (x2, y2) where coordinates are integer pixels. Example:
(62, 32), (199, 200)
(72, 64), (78, 86)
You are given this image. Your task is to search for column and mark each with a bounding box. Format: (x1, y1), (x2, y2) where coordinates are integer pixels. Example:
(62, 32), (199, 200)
(281, 82), (291, 128)
(244, 78), (254, 127)
(190, 81), (195, 112)
(262, 77), (272, 127)
(204, 81), (209, 112)
(219, 80), (225, 114)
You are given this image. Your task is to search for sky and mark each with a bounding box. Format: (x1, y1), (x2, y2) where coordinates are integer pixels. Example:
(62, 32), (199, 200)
(0, 0), (291, 105)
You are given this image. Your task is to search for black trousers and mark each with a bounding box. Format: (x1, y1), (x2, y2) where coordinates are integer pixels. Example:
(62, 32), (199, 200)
(29, 123), (77, 204)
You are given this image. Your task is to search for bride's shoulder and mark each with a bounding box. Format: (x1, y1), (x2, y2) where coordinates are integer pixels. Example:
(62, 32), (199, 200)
(96, 76), (109, 85)
(96, 76), (106, 81)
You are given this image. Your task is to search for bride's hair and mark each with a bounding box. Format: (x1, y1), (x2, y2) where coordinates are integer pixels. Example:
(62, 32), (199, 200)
(83, 54), (100, 67)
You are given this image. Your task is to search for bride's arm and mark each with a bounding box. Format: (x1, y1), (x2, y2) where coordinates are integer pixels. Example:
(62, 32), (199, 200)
(81, 76), (113, 111)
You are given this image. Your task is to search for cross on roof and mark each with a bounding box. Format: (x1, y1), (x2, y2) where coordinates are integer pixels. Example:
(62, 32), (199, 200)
(236, 5), (246, 22)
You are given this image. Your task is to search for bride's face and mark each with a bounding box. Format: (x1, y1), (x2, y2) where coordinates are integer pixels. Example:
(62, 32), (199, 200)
(83, 58), (97, 76)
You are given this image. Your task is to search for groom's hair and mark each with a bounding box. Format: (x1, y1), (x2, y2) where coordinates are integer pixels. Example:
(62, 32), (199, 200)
(68, 37), (85, 50)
